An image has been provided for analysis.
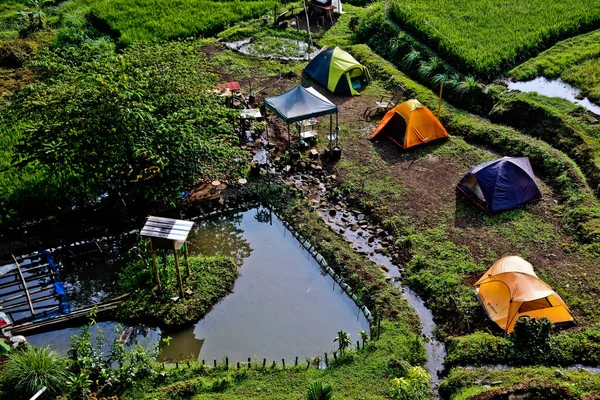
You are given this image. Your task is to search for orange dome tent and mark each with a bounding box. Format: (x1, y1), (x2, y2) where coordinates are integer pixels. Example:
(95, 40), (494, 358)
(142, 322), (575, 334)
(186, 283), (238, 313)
(474, 256), (574, 333)
(369, 99), (448, 149)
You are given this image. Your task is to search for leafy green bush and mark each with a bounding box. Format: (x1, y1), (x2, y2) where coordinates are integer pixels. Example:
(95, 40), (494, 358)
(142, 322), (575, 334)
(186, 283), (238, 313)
(4, 39), (247, 223)
(0, 345), (70, 398)
(390, 366), (430, 400)
(0, 37), (37, 67)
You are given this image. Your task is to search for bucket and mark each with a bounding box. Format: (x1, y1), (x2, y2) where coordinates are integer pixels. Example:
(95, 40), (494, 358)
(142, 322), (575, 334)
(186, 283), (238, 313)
(331, 146), (342, 161)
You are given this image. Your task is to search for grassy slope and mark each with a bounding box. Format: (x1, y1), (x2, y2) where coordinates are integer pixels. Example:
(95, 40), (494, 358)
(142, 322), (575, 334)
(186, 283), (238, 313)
(511, 28), (600, 103)
(388, 0), (600, 77)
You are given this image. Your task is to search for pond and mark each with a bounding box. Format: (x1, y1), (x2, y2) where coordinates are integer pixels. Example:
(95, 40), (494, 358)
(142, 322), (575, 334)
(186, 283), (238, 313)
(508, 77), (600, 115)
(26, 208), (369, 364)
(224, 37), (319, 61)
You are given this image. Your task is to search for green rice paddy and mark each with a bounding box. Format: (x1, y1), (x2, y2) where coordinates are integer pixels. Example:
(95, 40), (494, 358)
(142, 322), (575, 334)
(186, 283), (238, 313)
(389, 0), (600, 77)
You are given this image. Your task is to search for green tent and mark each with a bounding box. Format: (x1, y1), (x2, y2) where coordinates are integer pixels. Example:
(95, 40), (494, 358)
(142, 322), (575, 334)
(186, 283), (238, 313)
(304, 47), (371, 96)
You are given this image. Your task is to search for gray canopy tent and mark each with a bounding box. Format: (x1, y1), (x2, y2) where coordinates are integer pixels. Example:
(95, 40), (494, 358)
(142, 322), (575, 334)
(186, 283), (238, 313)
(264, 85), (339, 148)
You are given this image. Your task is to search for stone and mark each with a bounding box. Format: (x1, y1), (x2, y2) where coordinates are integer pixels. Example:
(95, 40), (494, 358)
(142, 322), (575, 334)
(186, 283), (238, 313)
(329, 209), (337, 217)
(309, 149), (319, 159)
(350, 224), (359, 231)
(380, 264), (390, 272)
(339, 228), (346, 234)
(357, 214), (365, 221)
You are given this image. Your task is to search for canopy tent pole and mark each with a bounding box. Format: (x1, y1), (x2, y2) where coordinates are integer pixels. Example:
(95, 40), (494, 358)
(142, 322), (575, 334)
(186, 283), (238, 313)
(329, 113), (333, 150)
(287, 123), (291, 148)
(336, 112), (340, 147)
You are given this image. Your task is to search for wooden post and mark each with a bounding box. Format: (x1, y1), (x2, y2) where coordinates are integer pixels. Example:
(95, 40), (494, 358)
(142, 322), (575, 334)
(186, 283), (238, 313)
(287, 123), (291, 148)
(226, 357), (229, 370)
(437, 82), (443, 119)
(303, 0), (312, 45)
(333, 351), (337, 362)
(357, 340), (360, 350)
(271, 360), (276, 369)
(263, 358), (267, 368)
(324, 353), (328, 366)
(150, 241), (162, 292)
(202, 359), (205, 366)
(184, 242), (190, 277)
(214, 359), (217, 368)
(282, 359), (285, 369)
(295, 356), (298, 366)
(173, 242), (184, 297)
(12, 255), (34, 316)
(248, 357), (251, 369)
(237, 362), (240, 370)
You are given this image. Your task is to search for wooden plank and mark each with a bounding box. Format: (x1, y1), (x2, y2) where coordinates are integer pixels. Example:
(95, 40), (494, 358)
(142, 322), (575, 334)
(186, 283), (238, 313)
(12, 255), (34, 316)
(0, 293), (57, 311)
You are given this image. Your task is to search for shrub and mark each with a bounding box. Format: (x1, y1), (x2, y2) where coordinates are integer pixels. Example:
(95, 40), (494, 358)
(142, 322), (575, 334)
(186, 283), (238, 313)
(445, 333), (510, 368)
(0, 38), (37, 67)
(306, 381), (333, 400)
(0, 345), (70, 398)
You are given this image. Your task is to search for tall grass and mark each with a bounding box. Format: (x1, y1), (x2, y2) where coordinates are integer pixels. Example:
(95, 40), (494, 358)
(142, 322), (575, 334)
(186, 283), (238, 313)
(0, 345), (70, 398)
(75, 0), (278, 44)
(389, 0), (600, 77)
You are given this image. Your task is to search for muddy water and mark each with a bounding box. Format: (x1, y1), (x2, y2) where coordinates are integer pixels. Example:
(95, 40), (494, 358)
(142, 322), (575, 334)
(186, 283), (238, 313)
(158, 208), (369, 363)
(508, 77), (600, 115)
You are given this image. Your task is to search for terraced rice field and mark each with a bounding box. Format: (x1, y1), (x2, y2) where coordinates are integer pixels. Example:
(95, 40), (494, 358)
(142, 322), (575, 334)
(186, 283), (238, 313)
(389, 0), (600, 77)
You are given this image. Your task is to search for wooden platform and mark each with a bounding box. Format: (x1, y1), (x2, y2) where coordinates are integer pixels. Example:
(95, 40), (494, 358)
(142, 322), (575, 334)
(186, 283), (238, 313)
(6, 293), (129, 336)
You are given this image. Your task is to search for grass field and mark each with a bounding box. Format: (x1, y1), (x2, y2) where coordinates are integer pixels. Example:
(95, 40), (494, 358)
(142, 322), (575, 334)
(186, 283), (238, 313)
(511, 29), (600, 103)
(388, 0), (600, 77)
(75, 0), (278, 44)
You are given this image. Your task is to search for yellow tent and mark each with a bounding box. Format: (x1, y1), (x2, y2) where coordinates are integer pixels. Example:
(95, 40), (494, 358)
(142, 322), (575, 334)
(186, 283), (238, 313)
(369, 99), (448, 149)
(474, 256), (574, 333)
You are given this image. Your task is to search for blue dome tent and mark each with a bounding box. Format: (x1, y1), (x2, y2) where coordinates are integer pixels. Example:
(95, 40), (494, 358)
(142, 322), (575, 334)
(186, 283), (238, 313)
(457, 157), (542, 214)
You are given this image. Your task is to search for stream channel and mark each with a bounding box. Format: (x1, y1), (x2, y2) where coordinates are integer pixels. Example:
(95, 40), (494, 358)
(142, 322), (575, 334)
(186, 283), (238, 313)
(27, 207), (369, 364)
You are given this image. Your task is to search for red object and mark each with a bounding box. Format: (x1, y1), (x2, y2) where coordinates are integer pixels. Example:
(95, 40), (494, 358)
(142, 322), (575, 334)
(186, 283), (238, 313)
(215, 82), (241, 91)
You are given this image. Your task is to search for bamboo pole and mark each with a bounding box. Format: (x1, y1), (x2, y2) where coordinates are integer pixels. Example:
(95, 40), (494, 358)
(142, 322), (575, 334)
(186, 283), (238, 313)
(173, 242), (184, 298)
(437, 82), (444, 119)
(12, 254), (34, 316)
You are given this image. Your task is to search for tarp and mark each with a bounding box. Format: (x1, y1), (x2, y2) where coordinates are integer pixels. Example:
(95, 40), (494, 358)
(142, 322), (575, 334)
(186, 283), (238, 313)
(264, 85), (338, 123)
(457, 157), (542, 214)
(304, 47), (370, 96)
(475, 256), (574, 333)
(369, 99), (448, 149)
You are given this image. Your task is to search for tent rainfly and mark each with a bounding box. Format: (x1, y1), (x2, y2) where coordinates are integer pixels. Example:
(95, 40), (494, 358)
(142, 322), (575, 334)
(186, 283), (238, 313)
(264, 85), (339, 148)
(369, 99), (448, 149)
(474, 256), (574, 333)
(457, 157), (542, 214)
(304, 46), (370, 96)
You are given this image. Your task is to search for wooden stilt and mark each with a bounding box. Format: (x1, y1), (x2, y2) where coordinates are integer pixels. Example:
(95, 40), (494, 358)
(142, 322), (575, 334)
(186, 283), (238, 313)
(173, 243), (184, 298)
(150, 241), (162, 292)
(12, 255), (34, 316)
(184, 242), (190, 277)
(287, 124), (291, 147)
